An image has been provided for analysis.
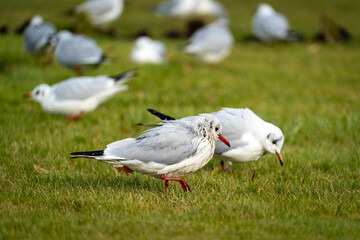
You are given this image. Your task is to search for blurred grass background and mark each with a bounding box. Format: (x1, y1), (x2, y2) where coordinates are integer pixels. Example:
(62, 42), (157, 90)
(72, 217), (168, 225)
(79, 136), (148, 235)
(0, 0), (359, 239)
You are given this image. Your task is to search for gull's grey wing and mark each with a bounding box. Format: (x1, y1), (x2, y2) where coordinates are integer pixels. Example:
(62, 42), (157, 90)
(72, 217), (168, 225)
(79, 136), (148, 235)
(260, 14), (289, 39)
(211, 108), (264, 153)
(105, 120), (199, 165)
(187, 24), (233, 52)
(52, 76), (113, 100)
(56, 35), (102, 65)
(24, 23), (56, 53)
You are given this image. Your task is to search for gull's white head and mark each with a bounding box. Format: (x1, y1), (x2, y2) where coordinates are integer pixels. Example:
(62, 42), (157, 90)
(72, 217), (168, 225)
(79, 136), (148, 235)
(263, 123), (284, 165)
(24, 84), (51, 103)
(30, 15), (44, 26)
(56, 30), (73, 42)
(256, 3), (275, 16)
(195, 114), (230, 147)
(134, 36), (152, 50)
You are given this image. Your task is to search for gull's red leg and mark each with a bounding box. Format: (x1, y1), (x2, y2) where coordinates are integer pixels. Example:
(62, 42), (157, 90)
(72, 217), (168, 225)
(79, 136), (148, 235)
(68, 110), (86, 121)
(76, 65), (83, 76)
(181, 179), (191, 192)
(160, 174), (191, 193)
(251, 170), (256, 182)
(220, 160), (226, 172)
(164, 180), (169, 193)
(227, 163), (232, 173)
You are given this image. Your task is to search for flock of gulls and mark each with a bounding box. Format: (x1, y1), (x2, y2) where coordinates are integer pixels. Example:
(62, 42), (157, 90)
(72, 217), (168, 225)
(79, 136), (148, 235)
(22, 0), (292, 193)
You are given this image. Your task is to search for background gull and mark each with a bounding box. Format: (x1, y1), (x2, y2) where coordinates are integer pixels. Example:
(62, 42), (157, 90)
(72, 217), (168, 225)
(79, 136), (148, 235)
(129, 36), (166, 64)
(252, 3), (302, 42)
(184, 18), (234, 64)
(23, 15), (57, 60)
(155, 0), (227, 19)
(154, 0), (199, 18)
(23, 69), (136, 120)
(71, 114), (230, 192)
(146, 108), (284, 172)
(55, 30), (108, 75)
(195, 0), (228, 19)
(74, 0), (124, 27)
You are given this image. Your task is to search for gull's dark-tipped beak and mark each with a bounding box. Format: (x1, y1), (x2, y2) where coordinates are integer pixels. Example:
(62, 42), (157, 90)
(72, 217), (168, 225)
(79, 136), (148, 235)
(275, 151), (283, 166)
(218, 134), (230, 147)
(23, 93), (32, 98)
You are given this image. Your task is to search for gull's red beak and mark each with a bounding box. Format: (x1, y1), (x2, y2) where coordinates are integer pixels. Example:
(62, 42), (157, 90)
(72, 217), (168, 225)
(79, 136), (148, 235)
(23, 93), (32, 98)
(218, 134), (230, 147)
(275, 151), (283, 166)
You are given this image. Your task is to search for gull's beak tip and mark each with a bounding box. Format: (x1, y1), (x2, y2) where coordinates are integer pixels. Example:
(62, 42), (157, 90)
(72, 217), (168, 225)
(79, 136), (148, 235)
(218, 134), (230, 147)
(275, 151), (283, 166)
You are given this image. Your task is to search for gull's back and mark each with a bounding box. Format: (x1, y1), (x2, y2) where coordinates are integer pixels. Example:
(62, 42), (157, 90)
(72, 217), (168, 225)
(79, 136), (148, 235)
(56, 35), (102, 67)
(104, 120), (199, 165)
(52, 76), (120, 101)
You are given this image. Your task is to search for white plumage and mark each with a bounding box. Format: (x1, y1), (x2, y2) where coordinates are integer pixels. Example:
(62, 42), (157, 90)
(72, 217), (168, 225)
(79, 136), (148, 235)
(252, 3), (295, 42)
(147, 108), (284, 172)
(129, 36), (166, 64)
(155, 0), (227, 19)
(184, 19), (234, 64)
(74, 0), (124, 27)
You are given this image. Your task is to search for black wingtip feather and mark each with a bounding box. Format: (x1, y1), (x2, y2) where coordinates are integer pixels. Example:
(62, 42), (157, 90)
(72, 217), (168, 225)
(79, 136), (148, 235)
(111, 69), (137, 82)
(147, 109), (176, 121)
(70, 150), (104, 156)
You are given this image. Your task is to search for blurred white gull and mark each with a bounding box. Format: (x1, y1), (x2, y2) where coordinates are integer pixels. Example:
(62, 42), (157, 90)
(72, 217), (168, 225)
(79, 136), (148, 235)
(55, 30), (108, 75)
(252, 3), (300, 42)
(155, 0), (199, 18)
(129, 36), (166, 64)
(196, 0), (228, 19)
(184, 19), (234, 64)
(71, 114), (230, 192)
(23, 69), (136, 120)
(146, 108), (284, 172)
(155, 0), (227, 19)
(74, 0), (124, 27)
(23, 15), (57, 58)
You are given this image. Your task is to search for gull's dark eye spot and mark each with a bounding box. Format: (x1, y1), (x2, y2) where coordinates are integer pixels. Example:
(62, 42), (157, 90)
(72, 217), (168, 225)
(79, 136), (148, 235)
(35, 90), (40, 95)
(215, 127), (219, 132)
(272, 140), (277, 144)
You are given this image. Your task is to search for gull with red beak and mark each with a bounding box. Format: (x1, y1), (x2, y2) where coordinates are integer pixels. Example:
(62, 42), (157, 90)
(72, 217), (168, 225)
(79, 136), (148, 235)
(23, 69), (135, 120)
(71, 114), (230, 193)
(146, 108), (284, 172)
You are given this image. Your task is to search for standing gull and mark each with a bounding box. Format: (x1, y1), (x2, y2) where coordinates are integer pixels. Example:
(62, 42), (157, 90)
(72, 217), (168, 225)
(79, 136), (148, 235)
(23, 15), (57, 60)
(23, 69), (135, 120)
(55, 30), (108, 75)
(252, 3), (301, 42)
(71, 114), (230, 192)
(74, 0), (124, 27)
(146, 108), (284, 172)
(155, 0), (227, 19)
(184, 19), (234, 64)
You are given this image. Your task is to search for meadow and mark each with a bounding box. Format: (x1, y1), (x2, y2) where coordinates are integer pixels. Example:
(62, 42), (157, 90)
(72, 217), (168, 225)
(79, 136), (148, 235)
(0, 0), (359, 239)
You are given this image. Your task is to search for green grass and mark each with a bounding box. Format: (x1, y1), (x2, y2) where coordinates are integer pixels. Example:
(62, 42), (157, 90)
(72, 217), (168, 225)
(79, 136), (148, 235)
(0, 0), (360, 239)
